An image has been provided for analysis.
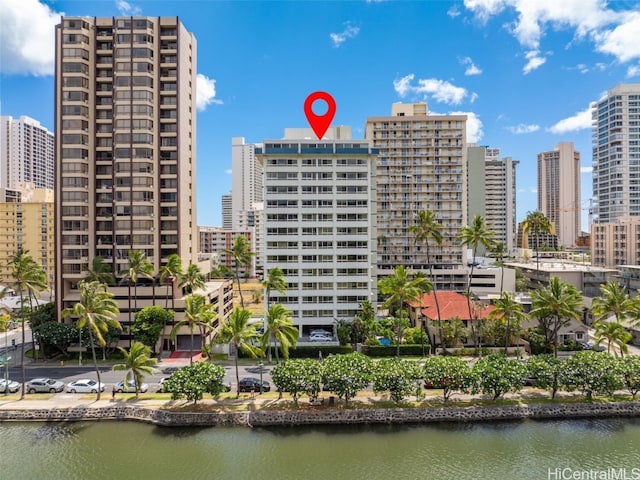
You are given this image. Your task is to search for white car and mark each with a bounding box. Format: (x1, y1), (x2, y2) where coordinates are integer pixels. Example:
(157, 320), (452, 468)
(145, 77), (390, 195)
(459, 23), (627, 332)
(67, 379), (105, 393)
(310, 334), (333, 342)
(115, 380), (149, 393)
(0, 379), (20, 393)
(310, 329), (332, 337)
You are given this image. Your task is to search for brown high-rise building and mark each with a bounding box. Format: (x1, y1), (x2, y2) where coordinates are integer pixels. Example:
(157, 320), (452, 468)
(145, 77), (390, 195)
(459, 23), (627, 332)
(55, 17), (198, 329)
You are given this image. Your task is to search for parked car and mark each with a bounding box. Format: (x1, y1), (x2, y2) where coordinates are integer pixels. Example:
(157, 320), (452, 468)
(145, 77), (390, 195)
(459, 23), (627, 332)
(310, 334), (333, 342)
(115, 380), (149, 393)
(0, 379), (20, 393)
(522, 376), (538, 387)
(238, 377), (270, 392)
(580, 341), (606, 352)
(26, 378), (64, 394)
(310, 329), (331, 337)
(66, 379), (105, 394)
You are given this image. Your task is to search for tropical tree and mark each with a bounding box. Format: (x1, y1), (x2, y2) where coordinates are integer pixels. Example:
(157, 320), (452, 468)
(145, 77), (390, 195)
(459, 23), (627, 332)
(170, 294), (216, 365)
(529, 277), (582, 357)
(488, 291), (526, 355)
(438, 318), (467, 348)
(262, 267), (287, 310)
(224, 236), (255, 308)
(593, 321), (632, 357)
(470, 354), (526, 400)
(132, 306), (174, 354)
(560, 351), (623, 400)
(271, 358), (323, 405)
(372, 357), (422, 404)
(491, 241), (507, 293)
(85, 256), (115, 285)
(218, 307), (263, 397)
(261, 303), (298, 363)
(179, 262), (205, 296)
(61, 280), (122, 400)
(161, 361), (227, 404)
(458, 215), (494, 353)
(591, 282), (632, 324)
(112, 342), (158, 399)
(408, 210), (445, 353)
(378, 266), (431, 357)
(525, 354), (563, 399)
(123, 250), (154, 347)
(7, 250), (48, 398)
(352, 300), (378, 344)
(322, 352), (373, 405)
(159, 254), (183, 309)
(422, 355), (473, 402)
(620, 355), (640, 399)
(522, 211), (551, 271)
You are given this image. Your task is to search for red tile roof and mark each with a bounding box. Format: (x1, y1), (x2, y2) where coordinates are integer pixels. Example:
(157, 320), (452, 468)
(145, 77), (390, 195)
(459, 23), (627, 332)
(410, 291), (495, 322)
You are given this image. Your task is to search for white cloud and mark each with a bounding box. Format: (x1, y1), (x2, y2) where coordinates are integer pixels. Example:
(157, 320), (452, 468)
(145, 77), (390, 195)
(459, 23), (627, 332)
(581, 166), (593, 174)
(627, 65), (640, 78)
(225, 169), (232, 175)
(0, 0), (61, 76)
(522, 49), (546, 74)
(329, 22), (360, 48)
(116, 0), (141, 15)
(449, 111), (484, 143)
(393, 74), (472, 105)
(463, 0), (640, 68)
(507, 124), (540, 134)
(196, 74), (222, 111)
(529, 187), (538, 194)
(460, 56), (483, 75)
(547, 106), (592, 134)
(447, 5), (462, 18)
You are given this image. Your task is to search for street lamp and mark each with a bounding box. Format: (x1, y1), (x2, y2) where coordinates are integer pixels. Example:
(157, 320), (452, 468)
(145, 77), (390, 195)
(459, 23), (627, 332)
(79, 328), (82, 366)
(258, 359), (264, 394)
(4, 323), (8, 396)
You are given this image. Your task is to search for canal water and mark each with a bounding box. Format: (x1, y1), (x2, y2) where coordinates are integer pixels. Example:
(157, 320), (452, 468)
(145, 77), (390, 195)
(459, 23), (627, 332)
(1, 418), (639, 480)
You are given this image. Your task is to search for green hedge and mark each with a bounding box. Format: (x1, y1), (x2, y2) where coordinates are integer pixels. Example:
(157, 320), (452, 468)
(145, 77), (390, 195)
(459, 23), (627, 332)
(364, 344), (429, 357)
(288, 345), (354, 358)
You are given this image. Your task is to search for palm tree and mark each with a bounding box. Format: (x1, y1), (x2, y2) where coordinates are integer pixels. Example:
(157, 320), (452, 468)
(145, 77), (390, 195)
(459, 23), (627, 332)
(491, 241), (507, 293)
(408, 209), (444, 353)
(159, 254), (183, 309)
(112, 342), (158, 398)
(458, 215), (495, 353)
(378, 265), (431, 357)
(488, 291), (526, 355)
(170, 293), (217, 365)
(529, 277), (582, 357)
(219, 307), (263, 397)
(262, 303), (298, 363)
(262, 267), (287, 310)
(522, 211), (551, 271)
(7, 250), (47, 399)
(224, 236), (255, 308)
(593, 320), (632, 357)
(123, 250), (154, 347)
(61, 280), (121, 400)
(179, 263), (206, 296)
(591, 281), (631, 324)
(157, 254), (183, 355)
(85, 256), (115, 285)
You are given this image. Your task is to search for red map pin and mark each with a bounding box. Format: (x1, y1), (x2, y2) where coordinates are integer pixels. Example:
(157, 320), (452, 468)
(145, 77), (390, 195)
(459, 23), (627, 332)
(304, 91), (336, 140)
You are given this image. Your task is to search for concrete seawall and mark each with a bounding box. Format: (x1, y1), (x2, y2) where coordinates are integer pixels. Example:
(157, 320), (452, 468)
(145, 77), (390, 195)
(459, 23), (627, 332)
(1, 401), (639, 427)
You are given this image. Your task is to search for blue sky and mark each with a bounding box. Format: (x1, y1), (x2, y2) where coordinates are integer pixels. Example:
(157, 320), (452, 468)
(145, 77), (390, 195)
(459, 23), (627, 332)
(2, 0), (640, 230)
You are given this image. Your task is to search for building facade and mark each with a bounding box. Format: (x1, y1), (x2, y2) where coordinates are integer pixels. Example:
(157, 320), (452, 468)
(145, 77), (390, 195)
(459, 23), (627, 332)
(258, 130), (377, 339)
(0, 187), (55, 286)
(468, 145), (518, 254)
(199, 226), (255, 278)
(365, 103), (467, 273)
(591, 84), (640, 266)
(538, 142), (581, 247)
(0, 115), (55, 190)
(55, 17), (200, 342)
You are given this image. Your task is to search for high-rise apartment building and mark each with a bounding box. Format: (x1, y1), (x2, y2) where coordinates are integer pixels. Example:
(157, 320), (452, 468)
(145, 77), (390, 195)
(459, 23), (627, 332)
(538, 142), (580, 247)
(0, 186), (55, 286)
(199, 226), (254, 278)
(365, 103), (467, 273)
(593, 84), (640, 225)
(55, 17), (199, 333)
(591, 84), (640, 267)
(258, 127), (377, 338)
(221, 192), (232, 229)
(468, 146), (518, 253)
(0, 115), (55, 190)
